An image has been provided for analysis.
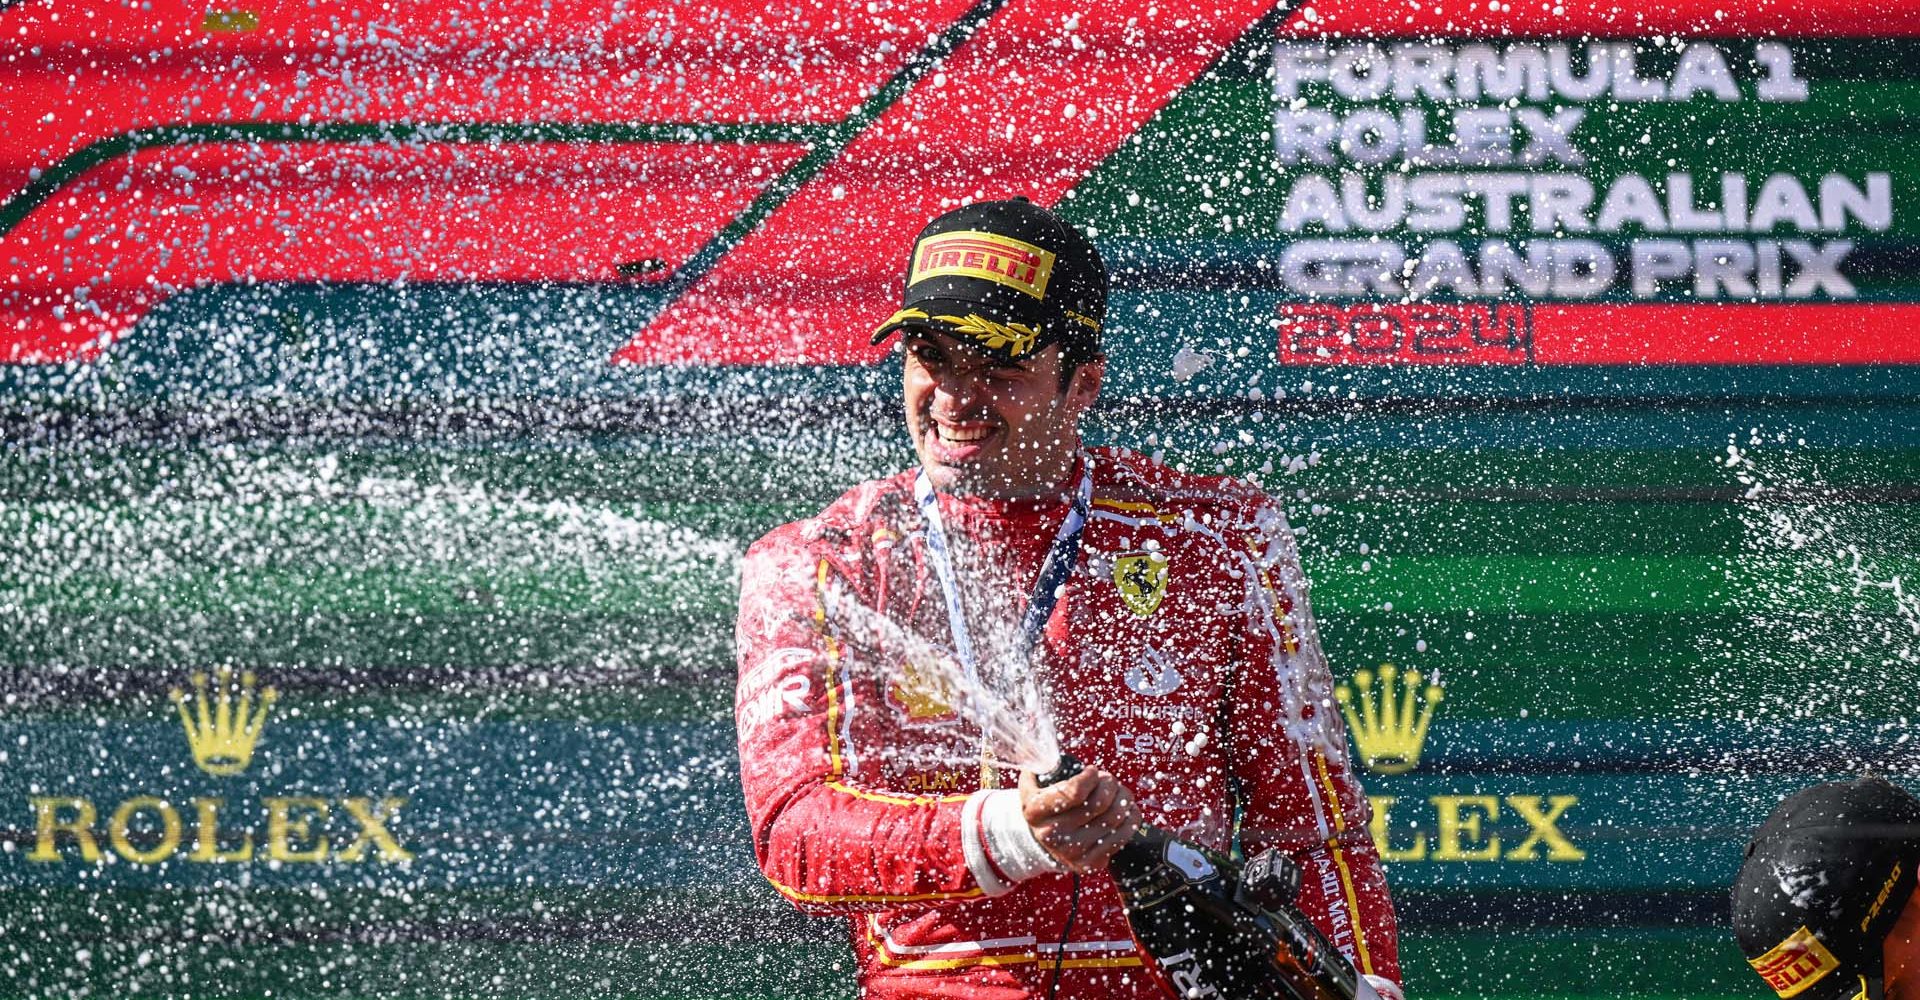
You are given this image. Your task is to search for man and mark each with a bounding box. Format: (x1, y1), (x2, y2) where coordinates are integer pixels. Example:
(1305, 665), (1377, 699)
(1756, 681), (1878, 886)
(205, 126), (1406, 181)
(1735, 776), (1920, 1000)
(734, 197), (1403, 998)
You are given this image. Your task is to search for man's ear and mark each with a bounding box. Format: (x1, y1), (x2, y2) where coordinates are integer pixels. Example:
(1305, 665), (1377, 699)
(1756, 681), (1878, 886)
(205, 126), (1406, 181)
(1064, 357), (1104, 417)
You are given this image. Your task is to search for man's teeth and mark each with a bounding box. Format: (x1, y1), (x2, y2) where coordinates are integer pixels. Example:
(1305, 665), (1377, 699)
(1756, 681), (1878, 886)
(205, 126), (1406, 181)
(938, 425), (990, 443)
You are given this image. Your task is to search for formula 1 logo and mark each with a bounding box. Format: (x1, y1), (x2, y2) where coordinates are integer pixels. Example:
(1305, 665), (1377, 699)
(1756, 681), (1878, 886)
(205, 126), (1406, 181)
(0, 0), (1280, 367)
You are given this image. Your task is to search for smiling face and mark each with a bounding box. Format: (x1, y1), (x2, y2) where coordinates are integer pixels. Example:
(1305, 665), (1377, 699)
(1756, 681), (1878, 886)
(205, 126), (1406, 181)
(902, 330), (1102, 499)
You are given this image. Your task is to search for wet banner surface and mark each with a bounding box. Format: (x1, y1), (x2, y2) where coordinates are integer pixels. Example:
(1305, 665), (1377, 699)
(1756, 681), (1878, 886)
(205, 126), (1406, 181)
(5, 2), (1920, 998)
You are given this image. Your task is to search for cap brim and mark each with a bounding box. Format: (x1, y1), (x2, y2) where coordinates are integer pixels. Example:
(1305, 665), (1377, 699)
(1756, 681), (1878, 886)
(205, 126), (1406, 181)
(870, 300), (1054, 361)
(870, 308), (932, 347)
(1790, 970), (1870, 1000)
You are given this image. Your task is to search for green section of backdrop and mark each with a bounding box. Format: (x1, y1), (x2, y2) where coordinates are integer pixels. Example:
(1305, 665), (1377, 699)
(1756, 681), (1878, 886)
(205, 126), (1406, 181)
(7, 372), (1919, 998)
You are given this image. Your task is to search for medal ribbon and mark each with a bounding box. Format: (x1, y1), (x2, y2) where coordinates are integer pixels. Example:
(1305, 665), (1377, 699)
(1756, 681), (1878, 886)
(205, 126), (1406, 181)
(913, 463), (1092, 692)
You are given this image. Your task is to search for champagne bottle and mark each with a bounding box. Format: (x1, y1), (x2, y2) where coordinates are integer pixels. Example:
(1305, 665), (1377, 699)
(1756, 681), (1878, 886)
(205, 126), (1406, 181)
(1038, 754), (1379, 1000)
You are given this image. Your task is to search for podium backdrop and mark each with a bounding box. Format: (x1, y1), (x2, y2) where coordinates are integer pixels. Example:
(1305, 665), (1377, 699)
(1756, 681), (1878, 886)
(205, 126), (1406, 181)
(5, 2), (1919, 997)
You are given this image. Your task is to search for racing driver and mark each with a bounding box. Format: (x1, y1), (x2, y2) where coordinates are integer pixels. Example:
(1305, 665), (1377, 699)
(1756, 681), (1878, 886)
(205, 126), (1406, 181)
(1735, 776), (1920, 1000)
(734, 197), (1403, 999)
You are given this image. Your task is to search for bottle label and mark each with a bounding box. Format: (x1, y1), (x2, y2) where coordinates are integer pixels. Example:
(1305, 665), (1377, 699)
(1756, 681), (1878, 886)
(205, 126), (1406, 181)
(1164, 840), (1217, 882)
(1155, 949), (1225, 1000)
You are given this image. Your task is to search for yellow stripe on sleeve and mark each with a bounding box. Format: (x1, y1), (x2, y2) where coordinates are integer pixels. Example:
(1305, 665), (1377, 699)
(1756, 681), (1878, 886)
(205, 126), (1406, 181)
(769, 877), (986, 907)
(1312, 751), (1375, 976)
(813, 559), (849, 779)
(824, 780), (971, 806)
(864, 919), (1148, 971)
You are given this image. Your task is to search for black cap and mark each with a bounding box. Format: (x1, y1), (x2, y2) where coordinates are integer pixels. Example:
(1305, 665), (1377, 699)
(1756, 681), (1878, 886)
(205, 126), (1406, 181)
(1733, 777), (1920, 1000)
(871, 197), (1107, 362)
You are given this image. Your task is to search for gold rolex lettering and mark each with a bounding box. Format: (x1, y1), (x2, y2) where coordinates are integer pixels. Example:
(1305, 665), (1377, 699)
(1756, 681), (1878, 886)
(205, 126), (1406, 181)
(265, 797), (331, 862)
(1503, 795), (1586, 862)
(24, 796), (409, 865)
(107, 796), (183, 864)
(189, 797), (254, 863)
(336, 797), (413, 863)
(1431, 795), (1502, 861)
(29, 797), (101, 862)
(1366, 796), (1429, 862)
(1369, 794), (1586, 864)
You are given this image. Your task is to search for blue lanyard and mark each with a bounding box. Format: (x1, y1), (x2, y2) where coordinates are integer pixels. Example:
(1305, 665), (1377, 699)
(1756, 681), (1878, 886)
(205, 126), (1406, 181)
(913, 464), (1092, 688)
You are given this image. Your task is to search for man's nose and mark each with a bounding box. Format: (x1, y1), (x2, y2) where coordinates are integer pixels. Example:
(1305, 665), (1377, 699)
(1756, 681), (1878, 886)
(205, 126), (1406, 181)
(933, 366), (989, 403)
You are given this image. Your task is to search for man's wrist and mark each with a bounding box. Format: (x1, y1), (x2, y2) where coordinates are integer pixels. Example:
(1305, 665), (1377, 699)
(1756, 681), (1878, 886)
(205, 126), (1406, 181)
(975, 783), (1067, 886)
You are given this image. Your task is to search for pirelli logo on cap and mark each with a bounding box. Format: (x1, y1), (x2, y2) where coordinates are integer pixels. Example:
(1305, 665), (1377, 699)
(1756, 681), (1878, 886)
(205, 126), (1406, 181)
(910, 231), (1055, 300)
(1750, 926), (1842, 998)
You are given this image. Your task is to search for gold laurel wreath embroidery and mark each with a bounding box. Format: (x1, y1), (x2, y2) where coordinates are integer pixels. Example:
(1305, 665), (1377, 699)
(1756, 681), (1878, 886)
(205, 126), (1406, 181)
(873, 308), (929, 340)
(931, 313), (1040, 357)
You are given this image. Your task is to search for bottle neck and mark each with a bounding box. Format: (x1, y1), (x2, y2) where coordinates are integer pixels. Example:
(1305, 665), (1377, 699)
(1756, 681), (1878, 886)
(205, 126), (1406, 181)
(1108, 825), (1181, 879)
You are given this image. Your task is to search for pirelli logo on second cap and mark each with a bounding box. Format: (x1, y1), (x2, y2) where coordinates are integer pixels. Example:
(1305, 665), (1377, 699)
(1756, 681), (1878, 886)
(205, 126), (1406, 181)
(911, 231), (1055, 299)
(1750, 925), (1842, 998)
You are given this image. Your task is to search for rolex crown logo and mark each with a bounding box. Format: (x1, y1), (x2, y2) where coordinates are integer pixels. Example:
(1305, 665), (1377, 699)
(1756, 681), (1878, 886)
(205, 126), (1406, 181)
(172, 668), (278, 777)
(1335, 663), (1443, 775)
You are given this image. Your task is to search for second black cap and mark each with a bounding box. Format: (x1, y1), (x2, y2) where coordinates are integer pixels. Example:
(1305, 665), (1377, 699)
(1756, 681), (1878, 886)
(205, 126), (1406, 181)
(1733, 777), (1920, 1000)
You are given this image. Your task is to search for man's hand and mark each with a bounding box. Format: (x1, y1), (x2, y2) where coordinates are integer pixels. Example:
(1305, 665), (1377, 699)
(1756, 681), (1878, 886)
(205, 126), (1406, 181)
(1019, 766), (1141, 873)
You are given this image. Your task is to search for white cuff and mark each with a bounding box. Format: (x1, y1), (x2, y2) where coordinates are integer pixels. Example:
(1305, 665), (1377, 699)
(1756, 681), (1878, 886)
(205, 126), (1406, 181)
(962, 789), (1064, 895)
(1362, 975), (1405, 1000)
(982, 789), (1066, 882)
(961, 791), (1012, 896)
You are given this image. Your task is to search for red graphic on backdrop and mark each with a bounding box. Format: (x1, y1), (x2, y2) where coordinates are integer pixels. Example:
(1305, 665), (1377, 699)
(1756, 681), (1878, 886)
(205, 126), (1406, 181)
(612, 0), (1278, 365)
(0, 0), (975, 362)
(5, 0), (1919, 368)
(1277, 303), (1920, 366)
(1, 142), (801, 363)
(1, 0), (1276, 367)
(1278, 304), (1536, 365)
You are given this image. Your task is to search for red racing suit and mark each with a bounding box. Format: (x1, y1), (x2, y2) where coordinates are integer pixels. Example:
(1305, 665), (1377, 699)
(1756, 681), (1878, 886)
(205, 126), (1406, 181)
(735, 447), (1401, 999)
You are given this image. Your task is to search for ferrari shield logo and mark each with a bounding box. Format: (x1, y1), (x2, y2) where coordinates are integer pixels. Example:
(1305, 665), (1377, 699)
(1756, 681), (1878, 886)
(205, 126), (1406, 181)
(1112, 552), (1168, 617)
